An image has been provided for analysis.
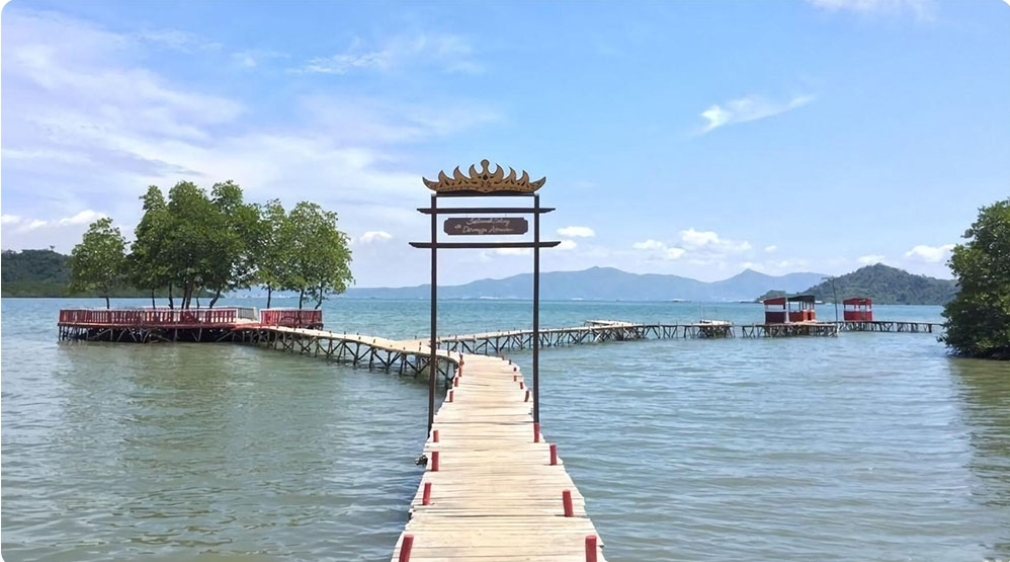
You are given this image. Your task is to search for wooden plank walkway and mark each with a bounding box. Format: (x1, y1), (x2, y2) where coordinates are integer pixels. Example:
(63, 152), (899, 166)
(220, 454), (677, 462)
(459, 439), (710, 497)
(391, 353), (606, 562)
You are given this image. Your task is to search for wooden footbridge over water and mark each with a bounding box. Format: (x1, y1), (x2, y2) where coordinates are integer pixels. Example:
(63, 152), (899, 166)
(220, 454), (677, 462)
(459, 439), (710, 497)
(52, 159), (946, 562)
(56, 310), (943, 561)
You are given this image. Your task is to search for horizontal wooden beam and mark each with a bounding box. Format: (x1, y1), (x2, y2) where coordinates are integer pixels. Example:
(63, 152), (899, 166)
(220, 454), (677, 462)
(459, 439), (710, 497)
(408, 241), (563, 249)
(417, 207), (555, 215)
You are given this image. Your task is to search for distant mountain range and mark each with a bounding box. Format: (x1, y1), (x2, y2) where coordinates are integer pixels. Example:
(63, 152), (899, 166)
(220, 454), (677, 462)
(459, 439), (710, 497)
(757, 264), (957, 305)
(343, 267), (827, 302)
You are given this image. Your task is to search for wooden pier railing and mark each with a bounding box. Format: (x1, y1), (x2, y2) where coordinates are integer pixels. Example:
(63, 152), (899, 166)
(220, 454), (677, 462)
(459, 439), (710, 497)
(259, 308), (323, 328)
(58, 308), (239, 326)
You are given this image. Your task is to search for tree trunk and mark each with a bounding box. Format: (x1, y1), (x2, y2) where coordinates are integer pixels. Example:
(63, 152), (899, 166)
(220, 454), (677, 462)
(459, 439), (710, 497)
(209, 288), (222, 308)
(315, 283), (324, 309)
(105, 295), (111, 309)
(168, 285), (174, 310)
(266, 286), (273, 309)
(151, 289), (156, 309)
(298, 289), (305, 310)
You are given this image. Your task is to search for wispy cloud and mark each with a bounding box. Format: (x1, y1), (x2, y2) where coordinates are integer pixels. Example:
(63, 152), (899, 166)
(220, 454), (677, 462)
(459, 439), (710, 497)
(296, 35), (482, 75)
(557, 226), (595, 238)
(698, 95), (813, 134)
(803, 0), (935, 19)
(1, 11), (501, 253)
(0, 209), (107, 234)
(132, 28), (221, 53)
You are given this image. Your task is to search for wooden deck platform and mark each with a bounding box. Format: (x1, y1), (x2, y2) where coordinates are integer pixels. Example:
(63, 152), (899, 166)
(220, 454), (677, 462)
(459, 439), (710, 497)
(57, 308), (323, 342)
(392, 353), (606, 562)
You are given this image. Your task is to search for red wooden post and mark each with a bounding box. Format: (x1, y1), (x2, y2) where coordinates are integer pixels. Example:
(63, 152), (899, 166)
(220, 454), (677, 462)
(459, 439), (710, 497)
(585, 535), (598, 562)
(399, 535), (414, 562)
(533, 422), (540, 443)
(453, 376), (459, 387)
(562, 490), (574, 517)
(448, 390), (454, 402)
(524, 390), (530, 402)
(519, 381), (525, 390)
(513, 366), (517, 372)
(550, 443), (557, 465)
(513, 374), (518, 382)
(431, 451), (439, 472)
(432, 430), (439, 443)
(422, 482), (432, 505)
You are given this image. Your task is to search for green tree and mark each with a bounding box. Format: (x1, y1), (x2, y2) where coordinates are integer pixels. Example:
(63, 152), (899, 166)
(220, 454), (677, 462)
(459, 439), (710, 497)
(206, 181), (256, 307)
(164, 181), (219, 309)
(69, 217), (127, 309)
(941, 198), (1010, 360)
(254, 199), (293, 308)
(285, 202), (354, 309)
(128, 186), (173, 307)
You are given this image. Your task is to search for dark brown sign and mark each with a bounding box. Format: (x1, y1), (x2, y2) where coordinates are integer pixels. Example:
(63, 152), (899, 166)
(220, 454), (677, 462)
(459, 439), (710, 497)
(444, 217), (529, 236)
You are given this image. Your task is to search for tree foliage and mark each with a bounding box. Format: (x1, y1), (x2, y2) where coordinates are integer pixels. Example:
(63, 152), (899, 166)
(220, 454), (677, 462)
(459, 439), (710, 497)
(941, 198), (1010, 360)
(68, 217), (127, 308)
(284, 202), (354, 309)
(60, 180), (354, 310)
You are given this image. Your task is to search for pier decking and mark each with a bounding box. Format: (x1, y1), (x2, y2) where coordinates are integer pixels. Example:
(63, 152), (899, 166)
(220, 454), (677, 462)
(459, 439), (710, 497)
(244, 326), (461, 382)
(392, 354), (605, 562)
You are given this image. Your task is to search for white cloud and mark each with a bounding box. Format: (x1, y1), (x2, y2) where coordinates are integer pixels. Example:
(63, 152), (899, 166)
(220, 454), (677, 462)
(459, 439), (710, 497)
(678, 228), (751, 254)
(557, 240), (577, 251)
(296, 35), (481, 75)
(0, 10), (500, 256)
(58, 210), (105, 226)
(699, 95), (813, 134)
(666, 247), (686, 260)
(764, 245), (777, 253)
(904, 244), (955, 263)
(803, 0), (934, 18)
(359, 230), (393, 244)
(631, 239), (686, 261)
(858, 254), (886, 265)
(557, 226), (595, 238)
(633, 239), (665, 250)
(1, 210), (108, 234)
(632, 229), (750, 264)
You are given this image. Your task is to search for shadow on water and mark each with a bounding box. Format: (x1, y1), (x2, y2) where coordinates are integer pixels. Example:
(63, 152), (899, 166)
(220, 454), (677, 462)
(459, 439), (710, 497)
(949, 357), (1010, 558)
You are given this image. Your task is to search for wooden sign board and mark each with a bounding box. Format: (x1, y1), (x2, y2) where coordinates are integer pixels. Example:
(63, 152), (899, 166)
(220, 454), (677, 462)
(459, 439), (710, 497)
(444, 217), (529, 236)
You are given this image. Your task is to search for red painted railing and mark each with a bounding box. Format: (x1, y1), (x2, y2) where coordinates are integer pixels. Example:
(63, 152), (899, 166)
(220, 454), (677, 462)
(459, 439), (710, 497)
(59, 308), (238, 325)
(259, 308), (322, 328)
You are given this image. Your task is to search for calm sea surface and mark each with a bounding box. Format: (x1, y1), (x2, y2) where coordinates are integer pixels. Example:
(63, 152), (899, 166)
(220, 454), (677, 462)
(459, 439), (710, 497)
(2, 297), (1008, 562)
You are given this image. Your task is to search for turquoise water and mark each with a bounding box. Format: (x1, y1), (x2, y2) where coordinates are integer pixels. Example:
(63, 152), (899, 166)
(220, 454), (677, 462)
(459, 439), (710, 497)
(2, 297), (1008, 561)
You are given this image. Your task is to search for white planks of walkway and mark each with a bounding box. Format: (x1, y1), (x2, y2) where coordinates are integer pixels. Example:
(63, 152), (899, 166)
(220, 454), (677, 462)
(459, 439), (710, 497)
(391, 353), (606, 562)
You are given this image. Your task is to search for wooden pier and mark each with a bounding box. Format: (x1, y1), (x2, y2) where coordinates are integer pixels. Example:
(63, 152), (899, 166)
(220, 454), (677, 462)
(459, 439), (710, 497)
(241, 326), (461, 383)
(431, 320), (840, 355)
(838, 320), (941, 333)
(392, 353), (606, 562)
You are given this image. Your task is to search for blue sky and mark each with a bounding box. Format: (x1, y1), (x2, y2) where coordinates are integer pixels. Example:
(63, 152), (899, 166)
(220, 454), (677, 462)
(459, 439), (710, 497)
(1, 0), (1007, 287)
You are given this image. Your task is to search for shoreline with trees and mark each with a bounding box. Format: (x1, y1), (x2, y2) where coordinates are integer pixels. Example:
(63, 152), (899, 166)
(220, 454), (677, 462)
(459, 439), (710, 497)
(47, 181), (354, 310)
